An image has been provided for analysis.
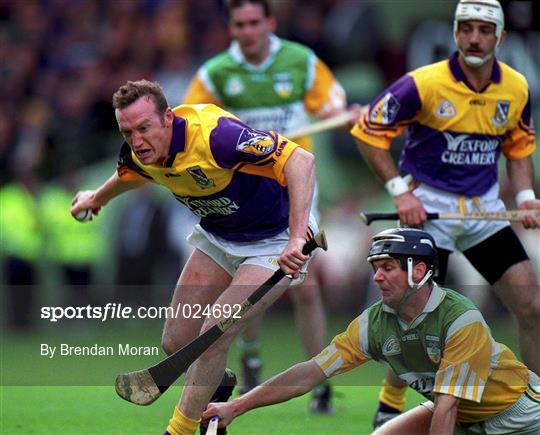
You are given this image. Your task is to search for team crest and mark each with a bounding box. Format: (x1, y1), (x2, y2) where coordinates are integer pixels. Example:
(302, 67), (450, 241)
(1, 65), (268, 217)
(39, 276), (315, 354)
(369, 92), (400, 125)
(186, 166), (215, 189)
(425, 335), (441, 364)
(382, 335), (401, 357)
(273, 73), (293, 98)
(491, 100), (510, 127)
(435, 99), (457, 118)
(236, 128), (275, 156)
(224, 76), (244, 96)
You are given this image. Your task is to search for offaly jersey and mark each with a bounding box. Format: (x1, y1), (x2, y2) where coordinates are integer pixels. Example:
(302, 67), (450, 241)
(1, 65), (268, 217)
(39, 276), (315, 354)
(351, 53), (536, 196)
(183, 34), (345, 152)
(117, 104), (300, 242)
(314, 285), (529, 423)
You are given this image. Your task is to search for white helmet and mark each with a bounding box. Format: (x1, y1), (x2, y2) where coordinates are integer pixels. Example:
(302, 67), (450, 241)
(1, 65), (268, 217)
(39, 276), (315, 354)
(453, 0), (505, 67)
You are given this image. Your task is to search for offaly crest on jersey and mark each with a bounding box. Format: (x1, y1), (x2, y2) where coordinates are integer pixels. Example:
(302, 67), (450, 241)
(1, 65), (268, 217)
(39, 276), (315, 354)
(436, 99), (457, 118)
(382, 335), (401, 356)
(425, 335), (441, 364)
(236, 128), (276, 156)
(187, 166), (215, 189)
(492, 100), (510, 127)
(369, 92), (401, 125)
(273, 72), (293, 98)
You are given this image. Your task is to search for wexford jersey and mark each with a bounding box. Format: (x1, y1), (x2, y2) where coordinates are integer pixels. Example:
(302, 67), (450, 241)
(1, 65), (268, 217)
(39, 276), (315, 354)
(117, 104), (300, 242)
(351, 53), (536, 196)
(183, 34), (345, 152)
(313, 285), (529, 423)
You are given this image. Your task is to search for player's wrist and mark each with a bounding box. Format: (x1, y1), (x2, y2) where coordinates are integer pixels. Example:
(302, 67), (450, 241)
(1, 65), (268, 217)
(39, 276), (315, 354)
(515, 189), (536, 207)
(385, 176), (409, 197)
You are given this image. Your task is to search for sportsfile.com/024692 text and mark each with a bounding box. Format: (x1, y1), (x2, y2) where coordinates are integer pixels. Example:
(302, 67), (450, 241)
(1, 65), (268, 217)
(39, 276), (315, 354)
(40, 303), (243, 322)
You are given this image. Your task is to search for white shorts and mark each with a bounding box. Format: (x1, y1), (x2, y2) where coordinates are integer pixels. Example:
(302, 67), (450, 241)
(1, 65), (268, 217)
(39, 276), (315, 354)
(411, 181), (510, 252)
(421, 371), (540, 435)
(187, 215), (319, 277)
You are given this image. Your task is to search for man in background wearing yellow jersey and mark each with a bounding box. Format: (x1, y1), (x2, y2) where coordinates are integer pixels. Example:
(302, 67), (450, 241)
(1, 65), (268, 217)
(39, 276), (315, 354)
(352, 0), (540, 427)
(71, 79), (317, 435)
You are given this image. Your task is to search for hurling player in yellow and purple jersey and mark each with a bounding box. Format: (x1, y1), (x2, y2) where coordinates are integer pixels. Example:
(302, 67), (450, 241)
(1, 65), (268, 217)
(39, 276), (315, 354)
(183, 0), (353, 413)
(71, 79), (317, 435)
(203, 229), (540, 435)
(351, 0), (540, 427)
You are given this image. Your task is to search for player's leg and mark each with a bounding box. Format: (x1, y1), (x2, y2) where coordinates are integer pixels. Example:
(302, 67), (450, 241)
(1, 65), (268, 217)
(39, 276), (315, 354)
(288, 255), (331, 413)
(237, 315), (264, 394)
(372, 403), (432, 435)
(163, 248), (235, 435)
(161, 248), (232, 355)
(170, 264), (291, 434)
(463, 226), (540, 373)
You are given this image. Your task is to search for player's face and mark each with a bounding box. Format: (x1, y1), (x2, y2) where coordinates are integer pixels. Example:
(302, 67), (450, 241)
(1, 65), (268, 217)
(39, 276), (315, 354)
(455, 20), (499, 61)
(116, 97), (173, 165)
(229, 3), (276, 63)
(371, 259), (408, 308)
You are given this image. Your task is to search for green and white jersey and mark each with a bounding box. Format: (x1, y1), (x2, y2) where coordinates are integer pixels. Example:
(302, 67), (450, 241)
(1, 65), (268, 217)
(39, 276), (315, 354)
(184, 34), (345, 151)
(314, 284), (529, 423)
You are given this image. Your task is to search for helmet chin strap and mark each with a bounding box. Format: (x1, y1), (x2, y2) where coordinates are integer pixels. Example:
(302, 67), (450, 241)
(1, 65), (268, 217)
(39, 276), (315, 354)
(396, 257), (433, 312)
(459, 48), (495, 68)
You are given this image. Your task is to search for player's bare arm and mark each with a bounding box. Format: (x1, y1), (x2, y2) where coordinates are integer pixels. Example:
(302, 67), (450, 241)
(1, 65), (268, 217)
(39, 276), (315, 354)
(429, 394), (459, 435)
(279, 147), (315, 276)
(507, 156), (540, 229)
(202, 360), (325, 428)
(355, 138), (427, 226)
(71, 172), (149, 218)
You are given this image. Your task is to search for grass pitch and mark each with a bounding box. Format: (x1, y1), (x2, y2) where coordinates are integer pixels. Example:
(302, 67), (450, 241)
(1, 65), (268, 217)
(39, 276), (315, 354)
(1, 313), (517, 434)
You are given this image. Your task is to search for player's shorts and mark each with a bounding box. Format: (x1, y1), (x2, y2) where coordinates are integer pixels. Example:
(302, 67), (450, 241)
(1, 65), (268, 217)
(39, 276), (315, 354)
(409, 179), (509, 252)
(421, 371), (540, 435)
(187, 214), (319, 278)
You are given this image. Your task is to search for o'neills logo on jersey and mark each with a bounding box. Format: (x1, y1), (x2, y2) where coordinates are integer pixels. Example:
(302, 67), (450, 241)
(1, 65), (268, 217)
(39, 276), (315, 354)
(382, 335), (401, 357)
(236, 128), (275, 156)
(175, 195), (240, 218)
(425, 335), (441, 364)
(224, 76), (244, 96)
(369, 92), (400, 125)
(441, 133), (499, 166)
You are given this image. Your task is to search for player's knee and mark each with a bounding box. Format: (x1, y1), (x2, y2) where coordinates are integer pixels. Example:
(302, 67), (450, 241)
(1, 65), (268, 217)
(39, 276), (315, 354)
(161, 331), (186, 356)
(290, 284), (320, 306)
(517, 292), (540, 329)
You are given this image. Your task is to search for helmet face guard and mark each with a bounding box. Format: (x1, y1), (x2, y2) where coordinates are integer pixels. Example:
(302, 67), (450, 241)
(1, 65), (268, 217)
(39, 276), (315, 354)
(453, 0), (505, 67)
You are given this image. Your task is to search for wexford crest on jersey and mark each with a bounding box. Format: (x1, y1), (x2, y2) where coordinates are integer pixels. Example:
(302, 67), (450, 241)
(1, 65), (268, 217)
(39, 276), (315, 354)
(491, 100), (510, 127)
(236, 128), (275, 156)
(187, 166), (215, 189)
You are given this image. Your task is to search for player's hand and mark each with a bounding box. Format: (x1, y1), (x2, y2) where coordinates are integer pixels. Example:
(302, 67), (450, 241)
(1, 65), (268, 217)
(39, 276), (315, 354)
(70, 190), (102, 218)
(347, 103), (365, 127)
(519, 199), (540, 230)
(279, 236), (309, 278)
(202, 403), (235, 428)
(393, 191), (427, 227)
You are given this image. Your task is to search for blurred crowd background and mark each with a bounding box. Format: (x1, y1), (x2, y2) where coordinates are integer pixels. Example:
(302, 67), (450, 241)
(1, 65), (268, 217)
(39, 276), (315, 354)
(1, 0), (539, 331)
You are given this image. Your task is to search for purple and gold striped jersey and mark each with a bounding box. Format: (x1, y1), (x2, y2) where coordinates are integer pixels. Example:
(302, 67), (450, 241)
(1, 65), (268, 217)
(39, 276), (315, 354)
(313, 285), (529, 423)
(351, 53), (536, 196)
(117, 103), (300, 242)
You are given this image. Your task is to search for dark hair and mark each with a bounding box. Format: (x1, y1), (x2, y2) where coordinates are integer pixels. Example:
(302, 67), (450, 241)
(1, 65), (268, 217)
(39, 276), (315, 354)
(112, 80), (168, 117)
(226, 0), (271, 17)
